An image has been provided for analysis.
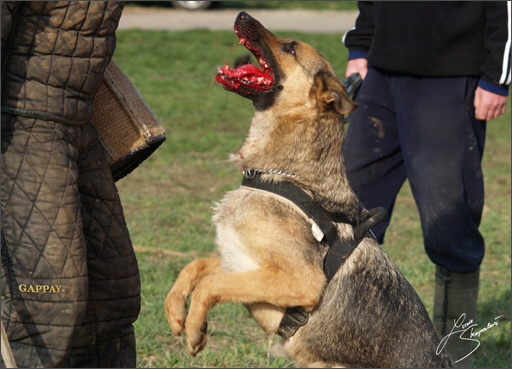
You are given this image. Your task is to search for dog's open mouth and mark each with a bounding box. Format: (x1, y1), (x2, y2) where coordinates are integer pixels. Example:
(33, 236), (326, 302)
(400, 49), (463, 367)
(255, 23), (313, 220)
(215, 28), (274, 95)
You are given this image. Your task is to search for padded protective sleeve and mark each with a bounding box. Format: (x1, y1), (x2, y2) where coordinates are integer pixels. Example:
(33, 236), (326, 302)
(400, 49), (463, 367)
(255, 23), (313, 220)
(1, 2), (140, 367)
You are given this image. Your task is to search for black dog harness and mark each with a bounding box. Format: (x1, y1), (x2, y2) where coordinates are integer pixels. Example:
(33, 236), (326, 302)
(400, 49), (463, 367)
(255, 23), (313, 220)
(241, 172), (387, 339)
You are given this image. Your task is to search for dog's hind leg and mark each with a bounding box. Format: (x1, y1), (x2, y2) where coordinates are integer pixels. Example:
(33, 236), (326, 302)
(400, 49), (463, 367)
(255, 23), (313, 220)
(164, 257), (221, 336)
(184, 265), (325, 355)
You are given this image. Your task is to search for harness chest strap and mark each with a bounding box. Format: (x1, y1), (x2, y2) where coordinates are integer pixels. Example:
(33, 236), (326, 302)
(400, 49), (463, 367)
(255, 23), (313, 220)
(241, 173), (387, 339)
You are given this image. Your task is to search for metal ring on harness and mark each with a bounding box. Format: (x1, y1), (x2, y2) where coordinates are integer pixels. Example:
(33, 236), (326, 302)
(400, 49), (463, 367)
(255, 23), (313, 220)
(242, 167), (256, 179)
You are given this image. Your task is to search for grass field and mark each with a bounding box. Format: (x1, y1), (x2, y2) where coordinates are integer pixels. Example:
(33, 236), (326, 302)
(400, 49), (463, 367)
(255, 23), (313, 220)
(112, 14), (511, 368)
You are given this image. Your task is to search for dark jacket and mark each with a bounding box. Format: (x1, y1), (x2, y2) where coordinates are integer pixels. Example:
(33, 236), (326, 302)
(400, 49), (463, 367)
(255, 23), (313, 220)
(343, 1), (511, 96)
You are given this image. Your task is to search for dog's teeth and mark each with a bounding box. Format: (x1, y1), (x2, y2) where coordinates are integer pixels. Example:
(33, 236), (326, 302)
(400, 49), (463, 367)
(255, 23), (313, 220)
(259, 57), (269, 69)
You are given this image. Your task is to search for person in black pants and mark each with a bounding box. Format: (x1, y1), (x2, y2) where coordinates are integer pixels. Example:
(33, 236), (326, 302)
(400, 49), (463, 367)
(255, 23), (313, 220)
(342, 2), (510, 367)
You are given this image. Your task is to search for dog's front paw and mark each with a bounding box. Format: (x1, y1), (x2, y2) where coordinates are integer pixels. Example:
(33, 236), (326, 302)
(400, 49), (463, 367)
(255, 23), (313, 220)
(164, 289), (188, 335)
(186, 320), (208, 356)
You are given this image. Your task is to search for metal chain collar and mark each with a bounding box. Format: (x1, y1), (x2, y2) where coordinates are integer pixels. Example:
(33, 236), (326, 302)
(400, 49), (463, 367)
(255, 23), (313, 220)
(242, 166), (298, 179)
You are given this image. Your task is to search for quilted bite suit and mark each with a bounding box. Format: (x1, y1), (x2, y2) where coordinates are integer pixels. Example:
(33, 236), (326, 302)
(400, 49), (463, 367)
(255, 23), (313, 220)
(1, 2), (141, 367)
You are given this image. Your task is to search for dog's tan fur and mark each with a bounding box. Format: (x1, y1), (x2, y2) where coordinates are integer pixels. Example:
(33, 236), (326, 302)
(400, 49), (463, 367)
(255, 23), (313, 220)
(165, 12), (452, 368)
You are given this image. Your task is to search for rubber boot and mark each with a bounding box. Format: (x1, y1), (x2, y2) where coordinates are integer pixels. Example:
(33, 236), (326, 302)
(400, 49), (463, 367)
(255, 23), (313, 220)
(434, 265), (479, 368)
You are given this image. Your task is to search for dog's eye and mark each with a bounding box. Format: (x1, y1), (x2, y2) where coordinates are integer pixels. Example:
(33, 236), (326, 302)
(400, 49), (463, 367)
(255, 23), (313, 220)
(282, 42), (297, 55)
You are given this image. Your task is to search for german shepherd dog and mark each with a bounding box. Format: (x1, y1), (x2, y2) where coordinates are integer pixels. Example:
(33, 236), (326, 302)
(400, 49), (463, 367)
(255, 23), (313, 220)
(165, 12), (452, 368)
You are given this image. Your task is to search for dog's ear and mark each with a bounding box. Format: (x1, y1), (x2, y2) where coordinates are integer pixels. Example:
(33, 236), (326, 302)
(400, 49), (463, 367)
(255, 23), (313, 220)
(312, 71), (357, 115)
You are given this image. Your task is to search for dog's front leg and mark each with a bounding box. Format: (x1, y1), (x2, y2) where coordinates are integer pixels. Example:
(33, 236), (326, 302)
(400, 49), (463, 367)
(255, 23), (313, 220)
(184, 265), (325, 355)
(164, 257), (221, 336)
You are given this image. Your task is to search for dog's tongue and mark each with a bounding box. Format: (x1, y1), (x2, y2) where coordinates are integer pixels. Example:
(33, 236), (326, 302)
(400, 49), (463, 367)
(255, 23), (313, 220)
(215, 63), (274, 91)
(224, 63), (262, 78)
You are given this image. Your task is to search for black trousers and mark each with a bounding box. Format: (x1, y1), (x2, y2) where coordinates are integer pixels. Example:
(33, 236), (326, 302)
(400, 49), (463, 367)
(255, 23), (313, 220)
(343, 67), (486, 274)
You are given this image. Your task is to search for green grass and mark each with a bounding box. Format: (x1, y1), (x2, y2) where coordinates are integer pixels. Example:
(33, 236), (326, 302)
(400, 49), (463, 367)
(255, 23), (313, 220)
(113, 25), (511, 368)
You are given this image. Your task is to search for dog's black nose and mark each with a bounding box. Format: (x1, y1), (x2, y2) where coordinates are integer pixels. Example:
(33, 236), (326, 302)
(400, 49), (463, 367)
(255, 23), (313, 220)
(236, 11), (251, 23)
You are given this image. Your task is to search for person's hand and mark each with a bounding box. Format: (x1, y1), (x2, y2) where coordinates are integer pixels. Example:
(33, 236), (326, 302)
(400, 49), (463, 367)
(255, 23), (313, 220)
(474, 87), (508, 121)
(345, 58), (369, 79)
